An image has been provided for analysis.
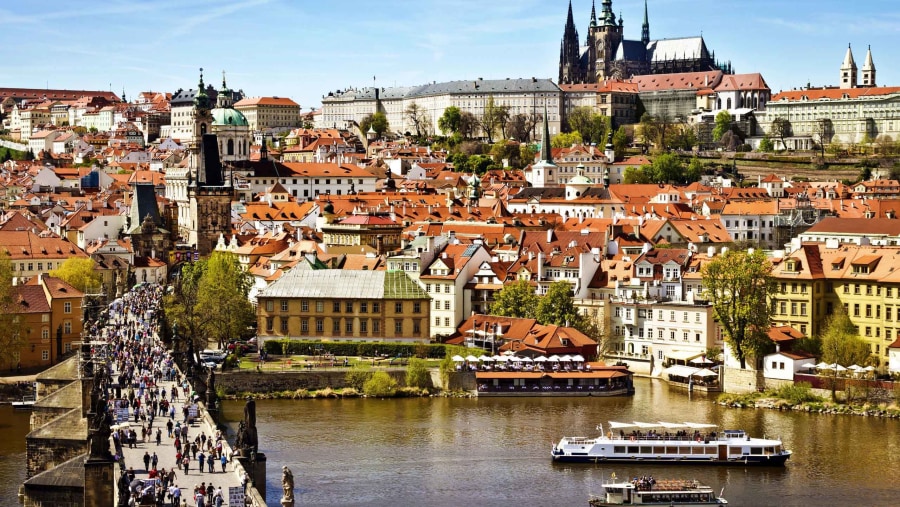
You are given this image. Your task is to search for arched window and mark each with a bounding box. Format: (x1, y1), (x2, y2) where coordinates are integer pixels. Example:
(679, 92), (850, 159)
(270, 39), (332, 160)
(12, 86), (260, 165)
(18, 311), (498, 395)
(227, 139), (234, 155)
(726, 98), (732, 109)
(717, 98), (722, 109)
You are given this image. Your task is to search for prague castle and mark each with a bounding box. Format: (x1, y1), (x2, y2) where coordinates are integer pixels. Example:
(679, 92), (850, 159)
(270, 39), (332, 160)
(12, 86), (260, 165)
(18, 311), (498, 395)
(558, 0), (731, 84)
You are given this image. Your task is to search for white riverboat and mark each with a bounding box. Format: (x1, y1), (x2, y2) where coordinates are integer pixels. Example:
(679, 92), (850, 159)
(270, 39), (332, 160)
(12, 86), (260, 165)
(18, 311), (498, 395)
(552, 421), (791, 466)
(589, 474), (727, 506)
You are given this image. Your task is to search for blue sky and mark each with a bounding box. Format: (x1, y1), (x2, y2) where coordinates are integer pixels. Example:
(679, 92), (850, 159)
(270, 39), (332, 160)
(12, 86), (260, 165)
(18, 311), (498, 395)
(1, 0), (899, 110)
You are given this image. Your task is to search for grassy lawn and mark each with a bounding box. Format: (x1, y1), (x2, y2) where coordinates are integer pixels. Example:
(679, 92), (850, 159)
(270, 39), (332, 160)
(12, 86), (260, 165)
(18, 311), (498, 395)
(236, 355), (442, 371)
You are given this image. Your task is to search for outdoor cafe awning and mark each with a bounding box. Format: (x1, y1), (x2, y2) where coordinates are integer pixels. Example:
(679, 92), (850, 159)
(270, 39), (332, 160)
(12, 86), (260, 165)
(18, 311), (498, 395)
(663, 364), (701, 377)
(666, 350), (703, 362)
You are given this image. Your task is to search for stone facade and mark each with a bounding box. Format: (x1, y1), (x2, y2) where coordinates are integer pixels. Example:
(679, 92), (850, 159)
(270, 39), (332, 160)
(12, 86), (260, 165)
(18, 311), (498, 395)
(723, 366), (765, 394)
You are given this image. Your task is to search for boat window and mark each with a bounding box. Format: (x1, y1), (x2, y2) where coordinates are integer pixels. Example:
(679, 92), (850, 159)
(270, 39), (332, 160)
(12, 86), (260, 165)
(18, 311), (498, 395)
(751, 447), (763, 455)
(652, 446), (665, 454)
(692, 446), (706, 454)
(640, 446), (652, 453)
(706, 447), (717, 455)
(679, 446), (693, 455)
(730, 446), (742, 455)
(614, 446), (626, 453)
(666, 446), (678, 454)
(627, 446), (639, 454)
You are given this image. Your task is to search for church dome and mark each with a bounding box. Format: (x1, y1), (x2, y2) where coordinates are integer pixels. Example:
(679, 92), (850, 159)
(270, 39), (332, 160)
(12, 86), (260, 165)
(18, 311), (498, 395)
(211, 107), (249, 127)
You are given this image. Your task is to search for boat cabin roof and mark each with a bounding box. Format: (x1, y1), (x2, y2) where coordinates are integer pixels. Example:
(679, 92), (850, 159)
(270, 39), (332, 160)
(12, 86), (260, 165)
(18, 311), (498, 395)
(607, 421), (718, 431)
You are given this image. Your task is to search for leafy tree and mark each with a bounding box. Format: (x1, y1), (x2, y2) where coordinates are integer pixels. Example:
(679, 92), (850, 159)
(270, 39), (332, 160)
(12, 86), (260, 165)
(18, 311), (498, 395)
(769, 117), (790, 151)
(535, 281), (581, 327)
(490, 141), (526, 168)
(360, 111), (390, 137)
(164, 260), (209, 358)
(566, 106), (609, 145)
(519, 143), (537, 166)
(712, 110), (732, 142)
(700, 249), (775, 369)
(819, 308), (872, 367)
(507, 112), (542, 143)
(490, 279), (539, 319)
(405, 357), (429, 388)
(758, 135), (774, 153)
(50, 257), (101, 292)
(813, 118), (833, 158)
(650, 153), (684, 183)
(551, 131), (583, 149)
(345, 365), (372, 391)
(458, 111), (478, 140)
(0, 251), (27, 370)
(476, 95), (508, 143)
(612, 125), (629, 160)
(364, 370), (398, 397)
(438, 106), (461, 135)
(685, 157), (703, 183)
(640, 112), (676, 151)
(670, 125), (698, 151)
(404, 102), (429, 138)
(196, 252), (255, 349)
(623, 165), (653, 184)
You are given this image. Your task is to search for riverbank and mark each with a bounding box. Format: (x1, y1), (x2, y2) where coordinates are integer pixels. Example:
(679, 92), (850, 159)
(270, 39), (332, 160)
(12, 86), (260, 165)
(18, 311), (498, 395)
(717, 388), (900, 418)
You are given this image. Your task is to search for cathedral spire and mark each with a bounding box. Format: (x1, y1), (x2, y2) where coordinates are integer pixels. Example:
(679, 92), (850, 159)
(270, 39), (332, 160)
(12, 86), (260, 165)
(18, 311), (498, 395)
(641, 0), (650, 45)
(566, 0), (576, 31)
(601, 0), (615, 26)
(590, 0), (597, 27)
(840, 44), (857, 89)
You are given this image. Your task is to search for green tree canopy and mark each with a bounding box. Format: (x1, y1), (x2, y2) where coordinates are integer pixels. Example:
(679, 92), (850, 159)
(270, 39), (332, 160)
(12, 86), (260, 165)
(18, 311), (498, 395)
(49, 257), (101, 292)
(405, 357), (429, 388)
(612, 125), (629, 160)
(758, 135), (774, 153)
(551, 131), (583, 149)
(650, 153), (685, 183)
(712, 110), (733, 142)
(819, 308), (872, 367)
(490, 279), (539, 319)
(623, 165), (653, 184)
(700, 249), (775, 369)
(196, 252), (255, 349)
(0, 251), (27, 369)
(364, 370), (398, 397)
(360, 111), (390, 137)
(476, 95), (509, 143)
(438, 106), (462, 135)
(566, 106), (610, 146)
(535, 281), (581, 328)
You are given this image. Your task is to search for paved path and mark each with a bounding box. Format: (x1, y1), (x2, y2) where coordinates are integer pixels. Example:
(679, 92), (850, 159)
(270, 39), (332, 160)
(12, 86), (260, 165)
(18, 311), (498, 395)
(101, 287), (245, 507)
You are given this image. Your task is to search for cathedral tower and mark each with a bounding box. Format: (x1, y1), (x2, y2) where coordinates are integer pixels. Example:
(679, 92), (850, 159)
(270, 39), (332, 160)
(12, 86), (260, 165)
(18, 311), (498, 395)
(840, 44), (857, 89)
(559, 1), (582, 84)
(861, 45), (876, 87)
(641, 0), (650, 45)
(592, 0), (623, 81)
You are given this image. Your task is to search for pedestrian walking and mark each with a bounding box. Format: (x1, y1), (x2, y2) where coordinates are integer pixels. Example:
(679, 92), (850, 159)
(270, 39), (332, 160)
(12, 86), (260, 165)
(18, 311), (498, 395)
(207, 453), (215, 473)
(220, 453), (227, 473)
(155, 428), (162, 446)
(198, 451), (205, 473)
(142, 451), (151, 471)
(182, 455), (190, 475)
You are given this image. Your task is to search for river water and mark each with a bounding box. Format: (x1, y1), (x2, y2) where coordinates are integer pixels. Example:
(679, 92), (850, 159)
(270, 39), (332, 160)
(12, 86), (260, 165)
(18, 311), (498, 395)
(3, 378), (897, 506)
(217, 378), (899, 507)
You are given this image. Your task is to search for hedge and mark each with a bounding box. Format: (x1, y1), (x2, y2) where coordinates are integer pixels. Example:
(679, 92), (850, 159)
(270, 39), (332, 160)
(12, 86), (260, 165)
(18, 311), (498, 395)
(263, 339), (449, 359)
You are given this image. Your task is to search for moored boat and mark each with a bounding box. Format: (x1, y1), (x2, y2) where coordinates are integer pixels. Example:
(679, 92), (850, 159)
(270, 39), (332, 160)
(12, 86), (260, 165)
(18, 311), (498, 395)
(552, 421), (791, 466)
(589, 473), (727, 506)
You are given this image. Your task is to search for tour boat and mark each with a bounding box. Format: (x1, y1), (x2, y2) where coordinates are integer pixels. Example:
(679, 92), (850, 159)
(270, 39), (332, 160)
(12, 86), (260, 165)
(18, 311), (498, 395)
(552, 421), (791, 466)
(589, 474), (727, 506)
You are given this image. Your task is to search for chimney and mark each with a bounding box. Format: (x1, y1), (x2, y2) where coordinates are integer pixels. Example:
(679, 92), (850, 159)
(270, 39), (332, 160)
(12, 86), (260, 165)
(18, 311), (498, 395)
(546, 228), (553, 243)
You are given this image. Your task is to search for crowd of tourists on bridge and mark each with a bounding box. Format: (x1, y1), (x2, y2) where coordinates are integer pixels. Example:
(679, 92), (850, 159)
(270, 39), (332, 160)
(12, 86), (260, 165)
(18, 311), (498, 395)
(91, 284), (238, 507)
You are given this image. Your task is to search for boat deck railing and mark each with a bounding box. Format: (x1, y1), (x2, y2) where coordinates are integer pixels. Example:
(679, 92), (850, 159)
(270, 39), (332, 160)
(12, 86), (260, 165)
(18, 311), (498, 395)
(572, 431), (745, 443)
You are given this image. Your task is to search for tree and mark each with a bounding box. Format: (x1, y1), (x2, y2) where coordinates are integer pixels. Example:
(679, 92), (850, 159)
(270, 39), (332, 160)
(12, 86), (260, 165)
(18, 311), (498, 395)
(360, 111), (390, 137)
(404, 102), (429, 138)
(612, 125), (629, 160)
(813, 118), (833, 158)
(566, 106), (609, 145)
(490, 279), (539, 319)
(164, 260), (210, 358)
(405, 357), (429, 388)
(50, 257), (101, 292)
(650, 153), (685, 183)
(640, 112), (675, 151)
(551, 131), (583, 149)
(820, 308), (872, 367)
(758, 135), (774, 153)
(364, 370), (398, 397)
(535, 281), (581, 328)
(196, 252), (255, 349)
(519, 143), (538, 166)
(438, 106), (462, 135)
(700, 249), (775, 369)
(769, 117), (790, 151)
(0, 251), (27, 370)
(623, 165), (653, 184)
(712, 110), (732, 142)
(684, 157), (703, 183)
(457, 111), (477, 140)
(476, 95), (508, 143)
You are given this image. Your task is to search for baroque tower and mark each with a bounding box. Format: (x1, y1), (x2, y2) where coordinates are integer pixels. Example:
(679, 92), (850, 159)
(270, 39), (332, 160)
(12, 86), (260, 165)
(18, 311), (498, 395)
(861, 45), (876, 87)
(840, 44), (857, 89)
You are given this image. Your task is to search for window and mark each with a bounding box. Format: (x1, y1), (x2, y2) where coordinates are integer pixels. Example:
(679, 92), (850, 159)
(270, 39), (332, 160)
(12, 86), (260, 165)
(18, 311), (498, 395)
(435, 317), (440, 326)
(64, 302), (71, 314)
(434, 300), (440, 310)
(800, 303), (807, 316)
(281, 300), (288, 312)
(266, 317), (274, 332)
(854, 304), (860, 317)
(42, 350), (49, 361)
(395, 320), (403, 334)
(372, 302), (380, 313)
(333, 301), (341, 313)
(413, 302), (421, 314)
(373, 320), (380, 333)
(360, 320), (368, 334)
(64, 321), (71, 334)
(316, 319), (324, 332)
(360, 302), (368, 313)
(413, 320), (421, 334)
(791, 302), (797, 315)
(333, 319), (340, 333)
(280, 318), (288, 333)
(395, 302), (403, 314)
(301, 319), (309, 332)
(346, 301), (353, 313)
(888, 307), (893, 321)
(345, 319), (353, 333)
(266, 300), (274, 312)
(316, 301), (324, 312)
(866, 305), (872, 318)
(425, 284), (431, 293)
(444, 285), (450, 293)
(301, 300), (309, 312)
(444, 301), (450, 310)
(444, 317), (450, 327)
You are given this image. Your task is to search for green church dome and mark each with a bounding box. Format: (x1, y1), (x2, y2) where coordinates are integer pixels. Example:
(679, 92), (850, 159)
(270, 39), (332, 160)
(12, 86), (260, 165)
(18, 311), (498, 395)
(211, 107), (249, 126)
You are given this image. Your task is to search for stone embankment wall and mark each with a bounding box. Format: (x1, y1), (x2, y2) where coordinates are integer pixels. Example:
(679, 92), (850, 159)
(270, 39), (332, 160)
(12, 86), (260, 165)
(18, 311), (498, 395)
(217, 370), (407, 394)
(723, 367), (765, 394)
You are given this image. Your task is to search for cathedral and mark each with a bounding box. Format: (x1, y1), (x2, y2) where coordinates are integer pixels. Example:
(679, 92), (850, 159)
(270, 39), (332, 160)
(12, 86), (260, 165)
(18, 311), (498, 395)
(558, 0), (731, 84)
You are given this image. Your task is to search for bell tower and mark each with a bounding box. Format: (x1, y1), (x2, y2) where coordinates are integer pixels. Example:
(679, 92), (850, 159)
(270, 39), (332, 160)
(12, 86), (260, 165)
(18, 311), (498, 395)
(840, 44), (857, 89)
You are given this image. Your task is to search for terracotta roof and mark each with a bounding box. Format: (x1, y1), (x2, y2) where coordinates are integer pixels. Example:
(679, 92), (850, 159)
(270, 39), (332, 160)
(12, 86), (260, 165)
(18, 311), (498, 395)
(233, 96), (299, 107)
(772, 86), (900, 102)
(632, 71), (721, 92)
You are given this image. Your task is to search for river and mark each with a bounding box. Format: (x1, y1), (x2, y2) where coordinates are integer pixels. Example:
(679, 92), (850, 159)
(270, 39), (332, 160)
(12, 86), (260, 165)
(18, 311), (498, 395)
(3, 378), (897, 506)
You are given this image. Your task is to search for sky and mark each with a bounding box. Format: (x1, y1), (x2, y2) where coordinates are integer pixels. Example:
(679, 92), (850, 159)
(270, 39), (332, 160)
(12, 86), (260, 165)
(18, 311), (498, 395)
(2, 0), (899, 110)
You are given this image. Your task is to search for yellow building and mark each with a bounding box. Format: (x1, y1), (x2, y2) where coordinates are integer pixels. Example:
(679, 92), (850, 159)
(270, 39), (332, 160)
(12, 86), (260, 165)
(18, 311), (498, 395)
(256, 269), (431, 345)
(233, 96), (301, 131)
(11, 274), (84, 369)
